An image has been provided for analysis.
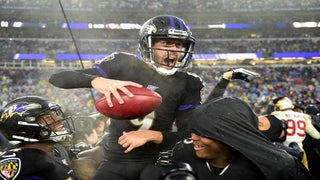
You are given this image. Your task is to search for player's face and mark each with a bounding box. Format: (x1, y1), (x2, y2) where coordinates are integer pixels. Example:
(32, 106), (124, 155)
(191, 133), (230, 160)
(153, 38), (184, 70)
(38, 111), (66, 132)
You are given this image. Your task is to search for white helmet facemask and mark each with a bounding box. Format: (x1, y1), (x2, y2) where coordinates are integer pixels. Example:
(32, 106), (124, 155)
(153, 65), (178, 76)
(49, 131), (70, 142)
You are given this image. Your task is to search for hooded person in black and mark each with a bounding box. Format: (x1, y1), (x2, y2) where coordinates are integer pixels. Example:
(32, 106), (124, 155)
(144, 96), (314, 180)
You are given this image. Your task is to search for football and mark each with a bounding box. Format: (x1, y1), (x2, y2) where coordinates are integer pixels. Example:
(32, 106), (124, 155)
(95, 86), (162, 120)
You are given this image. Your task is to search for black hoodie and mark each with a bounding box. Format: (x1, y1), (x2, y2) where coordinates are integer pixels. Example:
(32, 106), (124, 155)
(188, 96), (313, 180)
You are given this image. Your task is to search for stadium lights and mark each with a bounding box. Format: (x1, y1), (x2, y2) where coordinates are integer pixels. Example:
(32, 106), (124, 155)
(208, 24), (226, 29)
(12, 21), (23, 28)
(0, 21), (47, 28)
(3, 20), (319, 29)
(0, 21), (9, 27)
(292, 22), (320, 28)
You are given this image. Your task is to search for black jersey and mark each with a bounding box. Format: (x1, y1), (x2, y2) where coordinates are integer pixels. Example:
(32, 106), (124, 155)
(49, 52), (204, 162)
(171, 139), (266, 180)
(0, 148), (75, 180)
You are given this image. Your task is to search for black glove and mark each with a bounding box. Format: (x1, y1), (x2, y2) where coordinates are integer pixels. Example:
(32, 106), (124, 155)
(231, 68), (260, 82)
(140, 161), (198, 180)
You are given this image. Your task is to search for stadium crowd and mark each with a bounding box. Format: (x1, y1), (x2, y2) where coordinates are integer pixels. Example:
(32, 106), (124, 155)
(1, 0), (319, 12)
(0, 2), (320, 179)
(1, 65), (319, 116)
(1, 38), (319, 60)
(0, 69), (97, 115)
(192, 65), (320, 115)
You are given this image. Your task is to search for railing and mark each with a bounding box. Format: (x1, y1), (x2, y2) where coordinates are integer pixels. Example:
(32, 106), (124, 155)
(0, 59), (95, 69)
(1, 58), (319, 69)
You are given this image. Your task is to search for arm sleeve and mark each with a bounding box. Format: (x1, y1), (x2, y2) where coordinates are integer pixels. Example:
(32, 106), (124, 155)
(204, 78), (229, 102)
(175, 74), (204, 131)
(305, 114), (320, 139)
(49, 68), (100, 89)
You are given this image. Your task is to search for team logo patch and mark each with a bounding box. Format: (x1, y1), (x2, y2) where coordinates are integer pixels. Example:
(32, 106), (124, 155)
(1, 102), (41, 121)
(143, 24), (156, 35)
(0, 158), (21, 180)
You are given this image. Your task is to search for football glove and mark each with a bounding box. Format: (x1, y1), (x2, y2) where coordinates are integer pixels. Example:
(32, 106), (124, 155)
(231, 68), (260, 82)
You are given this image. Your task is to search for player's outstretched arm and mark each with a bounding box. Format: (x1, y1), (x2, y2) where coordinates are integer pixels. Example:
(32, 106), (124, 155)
(205, 68), (260, 102)
(305, 114), (320, 139)
(118, 130), (163, 153)
(50, 69), (142, 106)
(49, 69), (98, 89)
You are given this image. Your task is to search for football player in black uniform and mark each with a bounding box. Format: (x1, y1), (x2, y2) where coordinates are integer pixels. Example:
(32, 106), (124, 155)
(0, 96), (76, 180)
(49, 15), (204, 180)
(70, 67), (259, 180)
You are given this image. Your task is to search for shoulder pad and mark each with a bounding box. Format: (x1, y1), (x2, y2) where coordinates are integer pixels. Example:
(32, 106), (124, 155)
(186, 71), (202, 80)
(119, 52), (137, 57)
(95, 53), (116, 64)
(185, 72), (204, 91)
(96, 52), (138, 65)
(116, 52), (139, 61)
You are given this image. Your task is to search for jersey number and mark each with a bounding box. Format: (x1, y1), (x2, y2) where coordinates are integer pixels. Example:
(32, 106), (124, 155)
(130, 112), (155, 130)
(286, 119), (306, 137)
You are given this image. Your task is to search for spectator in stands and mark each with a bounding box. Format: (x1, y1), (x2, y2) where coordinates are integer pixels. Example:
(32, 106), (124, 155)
(1, 0), (319, 12)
